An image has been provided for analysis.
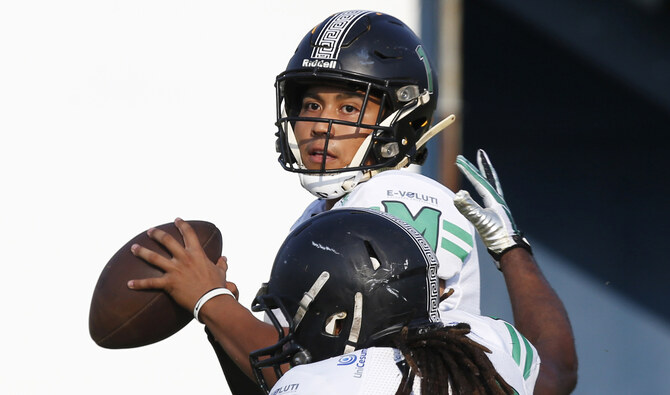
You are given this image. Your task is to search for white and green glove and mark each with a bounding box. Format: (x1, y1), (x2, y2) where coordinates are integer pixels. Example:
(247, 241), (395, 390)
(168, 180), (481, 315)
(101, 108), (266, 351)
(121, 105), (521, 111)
(454, 149), (532, 268)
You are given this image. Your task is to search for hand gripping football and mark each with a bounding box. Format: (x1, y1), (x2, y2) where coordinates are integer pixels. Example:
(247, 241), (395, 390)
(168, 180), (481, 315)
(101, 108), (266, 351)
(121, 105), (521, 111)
(89, 220), (222, 349)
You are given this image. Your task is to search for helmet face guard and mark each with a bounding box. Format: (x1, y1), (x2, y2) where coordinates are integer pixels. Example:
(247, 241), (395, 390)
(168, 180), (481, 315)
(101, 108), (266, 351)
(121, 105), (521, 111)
(274, 10), (438, 197)
(249, 208), (441, 392)
(275, 72), (429, 174)
(249, 292), (311, 393)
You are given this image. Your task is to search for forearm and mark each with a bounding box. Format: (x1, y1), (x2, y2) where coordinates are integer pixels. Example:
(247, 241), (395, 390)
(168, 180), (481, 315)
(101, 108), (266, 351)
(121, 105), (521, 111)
(499, 248), (578, 394)
(198, 295), (279, 381)
(454, 150), (578, 393)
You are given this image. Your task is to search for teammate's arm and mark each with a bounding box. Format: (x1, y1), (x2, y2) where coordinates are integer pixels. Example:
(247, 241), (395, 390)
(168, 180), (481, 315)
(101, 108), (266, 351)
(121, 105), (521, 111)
(498, 248), (577, 394)
(454, 150), (578, 394)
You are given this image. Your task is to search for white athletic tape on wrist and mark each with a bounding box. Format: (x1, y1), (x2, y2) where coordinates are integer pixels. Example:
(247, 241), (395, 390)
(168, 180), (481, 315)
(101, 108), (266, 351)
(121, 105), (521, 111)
(193, 287), (236, 323)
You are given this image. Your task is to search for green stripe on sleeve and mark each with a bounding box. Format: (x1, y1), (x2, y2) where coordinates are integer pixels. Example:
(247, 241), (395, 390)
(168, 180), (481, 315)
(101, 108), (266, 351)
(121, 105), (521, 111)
(440, 238), (469, 262)
(443, 220), (474, 247)
(504, 322), (521, 365)
(521, 333), (534, 379)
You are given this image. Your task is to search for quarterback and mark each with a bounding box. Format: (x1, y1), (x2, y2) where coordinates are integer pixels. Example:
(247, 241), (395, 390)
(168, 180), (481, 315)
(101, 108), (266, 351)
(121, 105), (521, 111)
(252, 208), (537, 395)
(275, 9), (480, 314)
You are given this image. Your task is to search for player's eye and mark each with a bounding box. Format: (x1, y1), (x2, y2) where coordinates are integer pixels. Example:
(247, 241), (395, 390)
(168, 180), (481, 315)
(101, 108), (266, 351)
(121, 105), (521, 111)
(300, 101), (321, 115)
(308, 102), (321, 111)
(341, 104), (358, 115)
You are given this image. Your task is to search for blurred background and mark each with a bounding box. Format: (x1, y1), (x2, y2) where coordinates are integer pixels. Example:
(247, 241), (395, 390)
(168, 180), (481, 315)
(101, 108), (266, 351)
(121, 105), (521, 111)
(1, 1), (668, 394)
(421, 1), (670, 394)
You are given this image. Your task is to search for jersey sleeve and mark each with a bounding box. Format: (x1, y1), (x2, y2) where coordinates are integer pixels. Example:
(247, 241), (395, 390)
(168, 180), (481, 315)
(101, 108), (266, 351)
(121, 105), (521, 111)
(440, 309), (540, 394)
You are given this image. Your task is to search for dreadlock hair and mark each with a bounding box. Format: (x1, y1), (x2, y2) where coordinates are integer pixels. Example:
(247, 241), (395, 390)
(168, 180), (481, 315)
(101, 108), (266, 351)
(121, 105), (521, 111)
(392, 323), (515, 395)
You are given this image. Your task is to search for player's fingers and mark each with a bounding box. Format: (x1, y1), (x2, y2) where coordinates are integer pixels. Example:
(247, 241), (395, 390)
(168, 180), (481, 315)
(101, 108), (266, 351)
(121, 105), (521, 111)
(216, 256), (229, 271)
(226, 281), (239, 300)
(127, 276), (167, 291)
(217, 257), (236, 298)
(131, 243), (173, 271)
(174, 218), (202, 253)
(456, 155), (488, 195)
(453, 190), (484, 222)
(476, 149), (504, 197)
(456, 155), (498, 207)
(147, 226), (187, 261)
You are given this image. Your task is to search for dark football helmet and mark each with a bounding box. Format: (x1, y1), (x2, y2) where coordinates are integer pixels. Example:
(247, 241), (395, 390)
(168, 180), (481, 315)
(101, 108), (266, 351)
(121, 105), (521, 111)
(250, 208), (441, 392)
(275, 10), (439, 198)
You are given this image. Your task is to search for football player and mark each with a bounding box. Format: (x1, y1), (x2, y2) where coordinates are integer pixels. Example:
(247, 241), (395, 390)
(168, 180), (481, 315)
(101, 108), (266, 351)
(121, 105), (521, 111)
(276, 9), (480, 316)
(250, 207), (536, 394)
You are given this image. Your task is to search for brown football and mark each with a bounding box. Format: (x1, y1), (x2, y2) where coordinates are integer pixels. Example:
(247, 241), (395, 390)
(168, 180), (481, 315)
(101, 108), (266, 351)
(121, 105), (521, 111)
(89, 220), (222, 349)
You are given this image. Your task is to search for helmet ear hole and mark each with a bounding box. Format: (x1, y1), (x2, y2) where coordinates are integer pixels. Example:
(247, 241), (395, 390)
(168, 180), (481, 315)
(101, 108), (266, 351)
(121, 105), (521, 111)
(364, 240), (382, 270)
(410, 116), (429, 131)
(324, 312), (347, 335)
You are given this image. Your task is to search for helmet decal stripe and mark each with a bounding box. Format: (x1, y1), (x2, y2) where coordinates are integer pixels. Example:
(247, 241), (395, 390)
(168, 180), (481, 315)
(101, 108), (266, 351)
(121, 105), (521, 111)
(293, 271), (331, 328)
(415, 45), (434, 94)
(312, 10), (372, 61)
(343, 292), (363, 354)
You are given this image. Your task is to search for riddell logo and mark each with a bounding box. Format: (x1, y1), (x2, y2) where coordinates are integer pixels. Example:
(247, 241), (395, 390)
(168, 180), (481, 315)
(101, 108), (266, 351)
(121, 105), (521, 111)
(302, 59), (337, 68)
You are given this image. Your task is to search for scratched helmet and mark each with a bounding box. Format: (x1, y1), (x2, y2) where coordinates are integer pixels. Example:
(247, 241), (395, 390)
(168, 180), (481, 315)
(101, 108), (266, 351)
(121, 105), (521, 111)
(275, 10), (439, 199)
(250, 208), (441, 392)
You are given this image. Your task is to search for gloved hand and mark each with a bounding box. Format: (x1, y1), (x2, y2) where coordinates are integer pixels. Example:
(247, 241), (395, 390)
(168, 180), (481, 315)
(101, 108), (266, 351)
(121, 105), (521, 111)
(453, 149), (532, 268)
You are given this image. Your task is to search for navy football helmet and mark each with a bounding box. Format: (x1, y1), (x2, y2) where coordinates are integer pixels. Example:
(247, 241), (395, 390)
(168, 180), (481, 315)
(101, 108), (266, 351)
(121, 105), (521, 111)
(275, 10), (439, 198)
(250, 208), (441, 392)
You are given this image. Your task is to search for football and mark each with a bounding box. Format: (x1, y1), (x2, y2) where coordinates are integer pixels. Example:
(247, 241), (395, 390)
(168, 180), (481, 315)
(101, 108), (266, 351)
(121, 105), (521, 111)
(89, 220), (222, 349)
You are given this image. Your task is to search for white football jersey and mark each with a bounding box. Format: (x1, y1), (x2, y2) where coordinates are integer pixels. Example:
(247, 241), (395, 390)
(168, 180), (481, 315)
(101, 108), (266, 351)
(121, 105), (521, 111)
(439, 309), (540, 394)
(292, 170), (481, 315)
(269, 310), (539, 395)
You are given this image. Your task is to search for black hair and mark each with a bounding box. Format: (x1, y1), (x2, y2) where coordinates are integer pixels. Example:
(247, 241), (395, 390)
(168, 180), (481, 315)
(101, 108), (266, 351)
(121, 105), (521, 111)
(392, 324), (515, 395)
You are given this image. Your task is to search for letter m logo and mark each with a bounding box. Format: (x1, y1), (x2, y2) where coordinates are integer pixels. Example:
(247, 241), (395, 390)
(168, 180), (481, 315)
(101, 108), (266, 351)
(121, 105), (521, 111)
(382, 201), (473, 262)
(383, 201), (440, 251)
